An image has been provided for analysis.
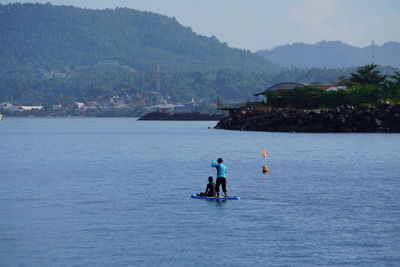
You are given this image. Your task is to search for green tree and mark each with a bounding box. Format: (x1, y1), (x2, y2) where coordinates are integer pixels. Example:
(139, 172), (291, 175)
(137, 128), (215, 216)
(347, 84), (384, 105)
(383, 72), (400, 103)
(333, 75), (351, 86)
(390, 71), (400, 84)
(349, 64), (387, 86)
(288, 86), (325, 109)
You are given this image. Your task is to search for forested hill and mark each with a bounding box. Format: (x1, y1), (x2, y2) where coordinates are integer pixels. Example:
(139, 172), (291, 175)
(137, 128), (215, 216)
(0, 3), (277, 73)
(257, 41), (400, 69)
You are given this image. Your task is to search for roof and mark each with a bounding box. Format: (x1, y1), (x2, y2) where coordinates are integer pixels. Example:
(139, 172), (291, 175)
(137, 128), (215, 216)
(327, 86), (347, 91)
(317, 85), (334, 90)
(151, 104), (184, 109)
(316, 85), (347, 91)
(253, 82), (305, 96)
(19, 106), (44, 111)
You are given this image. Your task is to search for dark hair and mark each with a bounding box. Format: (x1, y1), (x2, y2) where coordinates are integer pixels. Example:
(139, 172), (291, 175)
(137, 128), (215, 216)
(217, 158), (223, 163)
(208, 176), (213, 182)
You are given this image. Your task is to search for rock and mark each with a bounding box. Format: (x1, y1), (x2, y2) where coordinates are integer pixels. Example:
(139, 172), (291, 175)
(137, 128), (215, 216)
(375, 118), (382, 126)
(377, 103), (391, 110)
(392, 104), (400, 112)
(214, 105), (400, 133)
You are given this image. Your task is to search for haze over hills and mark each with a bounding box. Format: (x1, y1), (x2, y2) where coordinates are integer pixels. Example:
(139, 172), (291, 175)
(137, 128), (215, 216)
(0, 3), (277, 73)
(257, 41), (400, 69)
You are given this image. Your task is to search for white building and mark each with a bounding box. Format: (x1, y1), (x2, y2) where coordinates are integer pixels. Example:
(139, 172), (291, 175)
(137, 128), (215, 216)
(0, 102), (14, 109)
(74, 102), (85, 109)
(19, 106), (44, 111)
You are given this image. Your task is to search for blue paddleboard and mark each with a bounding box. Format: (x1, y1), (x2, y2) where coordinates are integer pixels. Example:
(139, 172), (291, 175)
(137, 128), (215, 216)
(191, 193), (240, 200)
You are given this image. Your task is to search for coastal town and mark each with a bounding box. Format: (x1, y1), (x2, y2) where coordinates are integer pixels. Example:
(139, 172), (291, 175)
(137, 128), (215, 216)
(0, 92), (216, 117)
(0, 80), (348, 117)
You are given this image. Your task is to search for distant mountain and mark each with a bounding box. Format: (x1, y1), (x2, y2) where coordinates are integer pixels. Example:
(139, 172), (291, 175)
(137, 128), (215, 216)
(257, 41), (400, 68)
(0, 3), (277, 73)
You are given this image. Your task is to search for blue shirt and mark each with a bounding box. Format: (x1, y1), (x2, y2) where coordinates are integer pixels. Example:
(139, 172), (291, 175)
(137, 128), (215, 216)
(211, 161), (227, 178)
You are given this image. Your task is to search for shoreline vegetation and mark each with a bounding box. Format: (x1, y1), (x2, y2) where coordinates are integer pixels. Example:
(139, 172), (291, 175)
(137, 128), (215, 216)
(138, 111), (225, 121)
(212, 64), (400, 133)
(0, 109), (226, 120)
(0, 108), (145, 118)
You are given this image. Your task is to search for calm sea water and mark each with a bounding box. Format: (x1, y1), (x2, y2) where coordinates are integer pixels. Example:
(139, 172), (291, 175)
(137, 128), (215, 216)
(1, 117), (400, 266)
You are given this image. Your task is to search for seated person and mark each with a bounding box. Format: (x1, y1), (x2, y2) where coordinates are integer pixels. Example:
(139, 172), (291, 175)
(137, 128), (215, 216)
(197, 176), (216, 197)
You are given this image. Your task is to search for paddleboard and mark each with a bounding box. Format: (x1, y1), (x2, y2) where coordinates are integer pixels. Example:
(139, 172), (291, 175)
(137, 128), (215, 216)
(191, 193), (240, 200)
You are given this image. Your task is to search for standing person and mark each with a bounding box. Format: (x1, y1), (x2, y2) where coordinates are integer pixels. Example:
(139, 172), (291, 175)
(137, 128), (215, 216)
(211, 158), (228, 197)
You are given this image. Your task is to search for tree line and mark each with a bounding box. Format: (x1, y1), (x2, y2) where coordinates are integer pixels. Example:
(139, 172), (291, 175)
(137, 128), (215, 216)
(1, 64), (382, 105)
(265, 65), (400, 109)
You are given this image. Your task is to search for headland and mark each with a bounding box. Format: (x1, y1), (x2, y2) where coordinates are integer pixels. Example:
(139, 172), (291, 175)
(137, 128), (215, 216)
(215, 104), (400, 133)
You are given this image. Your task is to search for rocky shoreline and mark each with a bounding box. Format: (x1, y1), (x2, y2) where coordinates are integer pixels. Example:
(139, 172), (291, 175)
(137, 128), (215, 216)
(138, 111), (226, 121)
(215, 104), (400, 133)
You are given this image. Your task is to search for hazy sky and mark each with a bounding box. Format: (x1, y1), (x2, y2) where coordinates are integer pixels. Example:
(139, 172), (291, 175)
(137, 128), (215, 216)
(2, 0), (400, 51)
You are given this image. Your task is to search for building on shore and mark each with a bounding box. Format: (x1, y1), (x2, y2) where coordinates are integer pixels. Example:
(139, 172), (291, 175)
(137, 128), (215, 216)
(218, 82), (347, 112)
(0, 102), (14, 109)
(18, 106), (44, 111)
(253, 82), (306, 96)
(253, 82), (347, 97)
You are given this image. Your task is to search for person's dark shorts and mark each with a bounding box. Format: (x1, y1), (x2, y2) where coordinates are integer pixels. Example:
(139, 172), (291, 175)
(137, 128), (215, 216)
(216, 177), (227, 193)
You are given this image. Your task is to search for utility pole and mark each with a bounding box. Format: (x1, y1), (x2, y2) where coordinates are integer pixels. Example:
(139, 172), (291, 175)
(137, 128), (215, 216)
(371, 40), (375, 64)
(156, 64), (161, 93)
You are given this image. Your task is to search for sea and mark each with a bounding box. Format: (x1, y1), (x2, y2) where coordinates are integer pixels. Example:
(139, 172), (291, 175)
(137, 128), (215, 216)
(1, 117), (400, 266)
